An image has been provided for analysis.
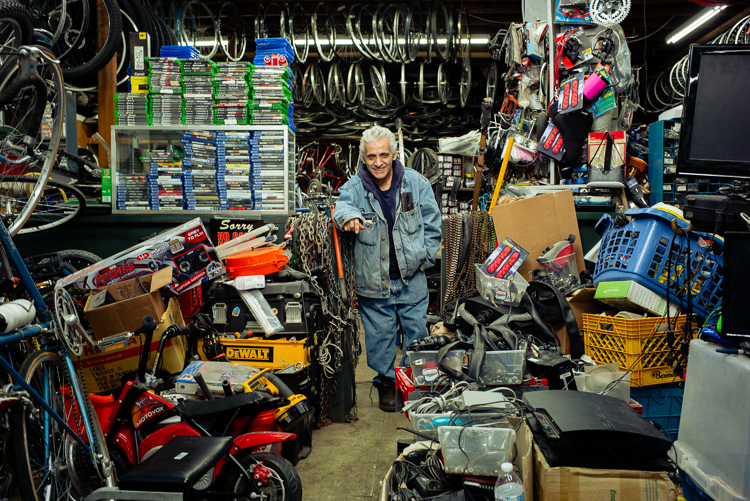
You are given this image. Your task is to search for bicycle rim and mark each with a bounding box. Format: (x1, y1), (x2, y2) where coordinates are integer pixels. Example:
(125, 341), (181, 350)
(12, 177), (86, 235)
(288, 3), (309, 64)
(60, 0), (122, 81)
(27, 0), (65, 45)
(180, 0), (218, 60)
(0, 48), (63, 237)
(311, 2), (334, 62)
(331, 4), (363, 64)
(218, 2), (246, 62)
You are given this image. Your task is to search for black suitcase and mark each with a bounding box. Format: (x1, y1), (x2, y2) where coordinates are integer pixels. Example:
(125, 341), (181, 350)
(683, 194), (750, 234)
(207, 280), (324, 338)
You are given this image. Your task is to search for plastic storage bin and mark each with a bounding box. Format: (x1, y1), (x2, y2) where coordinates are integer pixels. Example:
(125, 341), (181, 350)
(474, 264), (529, 307)
(674, 339), (750, 501)
(410, 413), (466, 437)
(630, 383), (683, 441)
(438, 425), (515, 476)
(583, 313), (692, 387)
(477, 344), (527, 386)
(407, 350), (465, 386)
(593, 208), (724, 319)
(574, 371), (631, 402)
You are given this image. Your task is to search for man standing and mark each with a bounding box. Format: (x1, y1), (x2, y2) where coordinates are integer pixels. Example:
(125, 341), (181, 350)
(333, 125), (441, 411)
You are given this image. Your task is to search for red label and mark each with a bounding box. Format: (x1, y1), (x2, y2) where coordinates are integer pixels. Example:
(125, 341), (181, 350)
(184, 226), (206, 243)
(136, 253), (150, 261)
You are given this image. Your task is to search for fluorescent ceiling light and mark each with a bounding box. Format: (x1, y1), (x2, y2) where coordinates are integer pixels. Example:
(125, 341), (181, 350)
(667, 5), (727, 44)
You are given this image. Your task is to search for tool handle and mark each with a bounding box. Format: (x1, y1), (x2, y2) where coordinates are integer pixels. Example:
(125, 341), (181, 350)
(193, 373), (215, 400)
(490, 136), (515, 209)
(331, 206), (348, 305)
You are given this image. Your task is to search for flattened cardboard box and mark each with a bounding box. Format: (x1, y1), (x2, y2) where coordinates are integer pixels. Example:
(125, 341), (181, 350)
(490, 191), (585, 282)
(533, 442), (675, 501)
(83, 266), (172, 340)
(57, 218), (225, 293)
(78, 298), (186, 394)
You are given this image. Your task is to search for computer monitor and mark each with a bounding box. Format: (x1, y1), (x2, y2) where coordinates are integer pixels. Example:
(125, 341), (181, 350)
(722, 232), (750, 340)
(676, 45), (750, 180)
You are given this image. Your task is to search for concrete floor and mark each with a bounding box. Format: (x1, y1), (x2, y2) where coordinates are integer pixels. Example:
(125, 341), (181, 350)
(296, 335), (412, 501)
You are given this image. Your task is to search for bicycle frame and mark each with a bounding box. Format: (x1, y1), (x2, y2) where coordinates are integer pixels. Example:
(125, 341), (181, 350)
(0, 217), (96, 458)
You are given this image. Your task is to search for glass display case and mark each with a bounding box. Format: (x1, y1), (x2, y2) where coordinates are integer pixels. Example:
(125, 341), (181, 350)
(110, 126), (295, 215)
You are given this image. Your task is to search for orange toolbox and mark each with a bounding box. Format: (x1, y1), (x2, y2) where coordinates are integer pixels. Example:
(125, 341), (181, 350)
(224, 247), (289, 278)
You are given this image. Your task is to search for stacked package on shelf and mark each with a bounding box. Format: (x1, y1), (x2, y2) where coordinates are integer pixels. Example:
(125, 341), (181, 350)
(114, 93), (150, 126)
(116, 151), (151, 211)
(148, 56), (183, 125)
(219, 131), (253, 209)
(140, 146), (183, 210)
(250, 38), (295, 132)
(214, 61), (251, 125)
(248, 65), (294, 130)
(182, 59), (215, 126)
(249, 130), (286, 211)
(181, 131), (226, 210)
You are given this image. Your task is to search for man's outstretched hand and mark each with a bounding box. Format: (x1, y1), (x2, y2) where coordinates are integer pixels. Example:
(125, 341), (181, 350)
(342, 218), (365, 234)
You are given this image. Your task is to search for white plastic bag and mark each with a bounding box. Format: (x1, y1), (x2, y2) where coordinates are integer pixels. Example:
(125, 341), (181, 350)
(439, 130), (481, 156)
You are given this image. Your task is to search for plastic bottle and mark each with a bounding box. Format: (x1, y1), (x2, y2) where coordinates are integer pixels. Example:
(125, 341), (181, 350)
(494, 462), (524, 501)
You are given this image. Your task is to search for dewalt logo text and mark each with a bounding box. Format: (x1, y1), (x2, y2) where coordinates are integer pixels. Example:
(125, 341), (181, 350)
(225, 346), (274, 362)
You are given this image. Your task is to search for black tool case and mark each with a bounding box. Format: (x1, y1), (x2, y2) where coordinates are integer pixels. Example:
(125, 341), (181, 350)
(207, 280), (324, 337)
(683, 194), (750, 233)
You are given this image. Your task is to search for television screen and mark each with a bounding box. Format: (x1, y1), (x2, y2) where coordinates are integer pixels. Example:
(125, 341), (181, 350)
(676, 45), (750, 179)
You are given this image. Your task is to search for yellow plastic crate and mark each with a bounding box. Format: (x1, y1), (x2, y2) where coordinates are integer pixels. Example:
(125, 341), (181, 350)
(583, 313), (694, 387)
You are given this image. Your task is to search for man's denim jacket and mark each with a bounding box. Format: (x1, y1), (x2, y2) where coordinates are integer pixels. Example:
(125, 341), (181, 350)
(333, 166), (441, 299)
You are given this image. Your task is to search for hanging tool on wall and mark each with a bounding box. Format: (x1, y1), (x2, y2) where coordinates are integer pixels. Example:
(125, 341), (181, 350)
(472, 98), (494, 211)
(330, 205), (348, 306)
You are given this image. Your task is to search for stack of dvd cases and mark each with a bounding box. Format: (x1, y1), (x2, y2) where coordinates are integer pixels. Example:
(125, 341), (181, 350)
(248, 65), (294, 130)
(182, 131), (225, 210)
(182, 59), (215, 126)
(140, 146), (183, 210)
(116, 150), (151, 211)
(115, 93), (150, 126)
(149, 57), (183, 125)
(214, 62), (251, 125)
(219, 131), (253, 209)
(249, 130), (286, 211)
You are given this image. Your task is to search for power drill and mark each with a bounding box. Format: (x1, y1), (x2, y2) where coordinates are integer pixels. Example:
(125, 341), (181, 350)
(242, 369), (313, 431)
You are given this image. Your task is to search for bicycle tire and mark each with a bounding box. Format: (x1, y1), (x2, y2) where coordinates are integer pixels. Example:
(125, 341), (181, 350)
(12, 351), (114, 501)
(26, 0), (64, 45)
(0, 1), (32, 48)
(60, 0), (122, 81)
(375, 4), (399, 63)
(356, 4), (381, 61)
(331, 4), (363, 64)
(0, 48), (64, 237)
(346, 62), (364, 104)
(431, 0), (452, 63)
(225, 452), (302, 501)
(179, 0), (218, 60)
(405, 2), (423, 63)
(12, 177), (86, 235)
(56, 249), (102, 269)
(0, 73), (47, 140)
(346, 4), (369, 61)
(311, 2), (334, 62)
(218, 2), (246, 62)
(287, 3), (309, 64)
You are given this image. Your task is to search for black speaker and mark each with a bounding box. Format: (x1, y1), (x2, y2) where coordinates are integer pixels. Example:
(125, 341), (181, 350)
(721, 232), (750, 340)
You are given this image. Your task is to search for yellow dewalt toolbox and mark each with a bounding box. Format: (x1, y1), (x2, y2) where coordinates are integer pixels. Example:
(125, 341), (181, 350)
(201, 337), (314, 370)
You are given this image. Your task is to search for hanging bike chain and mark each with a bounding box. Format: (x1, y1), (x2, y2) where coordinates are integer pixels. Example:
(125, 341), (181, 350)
(441, 214), (463, 315)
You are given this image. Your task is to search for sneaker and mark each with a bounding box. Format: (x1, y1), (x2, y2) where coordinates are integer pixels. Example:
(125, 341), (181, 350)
(374, 379), (396, 412)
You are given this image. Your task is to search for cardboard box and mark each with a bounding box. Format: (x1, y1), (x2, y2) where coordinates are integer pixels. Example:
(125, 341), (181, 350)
(533, 441), (675, 501)
(84, 266), (172, 340)
(78, 298), (187, 394)
(513, 418), (534, 501)
(490, 191), (585, 282)
(554, 288), (608, 355)
(595, 280), (680, 318)
(58, 218), (225, 293)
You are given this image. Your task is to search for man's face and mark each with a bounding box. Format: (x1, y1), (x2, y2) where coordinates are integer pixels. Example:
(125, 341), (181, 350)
(363, 138), (396, 182)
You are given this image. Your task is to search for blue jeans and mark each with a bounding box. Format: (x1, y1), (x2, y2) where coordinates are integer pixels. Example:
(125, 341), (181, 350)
(358, 271), (429, 382)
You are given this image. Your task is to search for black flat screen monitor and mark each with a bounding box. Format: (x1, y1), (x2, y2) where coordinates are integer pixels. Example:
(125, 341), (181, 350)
(677, 45), (750, 180)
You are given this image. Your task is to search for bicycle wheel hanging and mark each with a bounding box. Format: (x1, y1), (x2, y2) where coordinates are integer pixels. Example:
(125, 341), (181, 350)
(12, 350), (113, 501)
(327, 62), (346, 105)
(58, 0), (121, 82)
(259, 3), (284, 39)
(375, 3), (399, 63)
(0, 1), (32, 51)
(437, 63), (449, 105)
(455, 5), (470, 68)
(346, 62), (365, 104)
(179, 0), (218, 60)
(399, 63), (409, 104)
(459, 60), (471, 108)
(331, 4), (363, 64)
(310, 62), (326, 106)
(312, 2), (335, 62)
(356, 4), (382, 61)
(218, 2), (246, 62)
(404, 2), (424, 64)
(286, 3), (309, 64)
(431, 0), (452, 63)
(0, 47), (65, 237)
(369, 63), (388, 106)
(486, 61), (498, 103)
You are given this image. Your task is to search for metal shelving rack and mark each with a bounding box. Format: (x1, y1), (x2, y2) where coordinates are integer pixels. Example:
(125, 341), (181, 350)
(111, 125), (296, 216)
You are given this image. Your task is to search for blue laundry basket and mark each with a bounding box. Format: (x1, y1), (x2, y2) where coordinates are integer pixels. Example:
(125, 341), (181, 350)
(593, 208), (723, 319)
